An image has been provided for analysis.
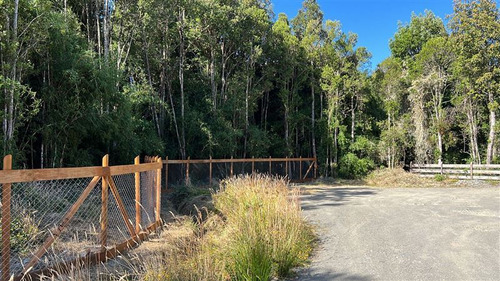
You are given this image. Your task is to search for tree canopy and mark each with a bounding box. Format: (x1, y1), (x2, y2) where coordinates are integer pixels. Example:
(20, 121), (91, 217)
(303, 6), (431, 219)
(1, 0), (498, 176)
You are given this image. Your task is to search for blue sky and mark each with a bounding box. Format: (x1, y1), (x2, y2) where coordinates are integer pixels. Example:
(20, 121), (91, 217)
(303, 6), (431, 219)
(270, 0), (456, 69)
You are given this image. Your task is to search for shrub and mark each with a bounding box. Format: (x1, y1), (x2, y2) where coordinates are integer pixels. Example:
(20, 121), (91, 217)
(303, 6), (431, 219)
(350, 136), (378, 159)
(169, 185), (212, 208)
(0, 212), (39, 254)
(339, 153), (375, 179)
(215, 175), (314, 279)
(434, 174), (447, 181)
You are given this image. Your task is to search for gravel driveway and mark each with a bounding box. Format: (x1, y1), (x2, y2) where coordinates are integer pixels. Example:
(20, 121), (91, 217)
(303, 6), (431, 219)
(296, 185), (500, 281)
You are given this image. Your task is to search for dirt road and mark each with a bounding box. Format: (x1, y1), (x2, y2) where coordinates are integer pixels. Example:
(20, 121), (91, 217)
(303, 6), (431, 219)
(296, 185), (500, 281)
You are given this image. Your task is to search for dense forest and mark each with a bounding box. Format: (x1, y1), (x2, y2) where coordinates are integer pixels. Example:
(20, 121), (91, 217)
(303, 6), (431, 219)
(0, 0), (498, 177)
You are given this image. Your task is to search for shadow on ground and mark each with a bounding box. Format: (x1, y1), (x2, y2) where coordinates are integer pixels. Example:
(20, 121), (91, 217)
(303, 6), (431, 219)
(299, 187), (377, 210)
(292, 270), (373, 281)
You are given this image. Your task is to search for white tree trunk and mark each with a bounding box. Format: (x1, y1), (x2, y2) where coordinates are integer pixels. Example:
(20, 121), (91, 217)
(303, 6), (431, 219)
(103, 0), (110, 63)
(178, 7), (186, 159)
(487, 92), (496, 164)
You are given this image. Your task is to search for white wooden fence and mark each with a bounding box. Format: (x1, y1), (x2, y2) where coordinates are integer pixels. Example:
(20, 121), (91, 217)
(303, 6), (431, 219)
(410, 163), (500, 180)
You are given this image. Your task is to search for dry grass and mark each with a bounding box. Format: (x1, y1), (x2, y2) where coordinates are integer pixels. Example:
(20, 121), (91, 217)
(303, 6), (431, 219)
(35, 217), (217, 281)
(45, 175), (314, 281)
(365, 168), (440, 187)
(141, 175), (314, 281)
(215, 175), (315, 280)
(365, 168), (498, 188)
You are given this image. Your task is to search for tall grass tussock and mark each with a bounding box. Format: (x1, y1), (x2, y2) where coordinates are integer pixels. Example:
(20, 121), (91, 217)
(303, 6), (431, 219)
(144, 174), (314, 281)
(215, 175), (314, 280)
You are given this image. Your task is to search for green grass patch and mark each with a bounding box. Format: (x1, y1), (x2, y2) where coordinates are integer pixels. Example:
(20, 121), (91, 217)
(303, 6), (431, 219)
(434, 174), (447, 182)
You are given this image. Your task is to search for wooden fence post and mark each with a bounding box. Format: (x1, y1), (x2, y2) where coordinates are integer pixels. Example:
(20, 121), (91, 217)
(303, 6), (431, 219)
(410, 161), (413, 173)
(299, 156), (303, 180)
(2, 155), (12, 281)
(134, 156), (141, 234)
(285, 157), (289, 179)
(252, 156), (255, 174)
(269, 156), (272, 175)
(314, 157), (318, 179)
(165, 157), (169, 192)
(186, 157), (190, 186)
(156, 157), (162, 223)
(101, 154), (109, 248)
(230, 156), (234, 177)
(470, 162), (474, 179)
(209, 156), (212, 185)
(440, 161), (443, 175)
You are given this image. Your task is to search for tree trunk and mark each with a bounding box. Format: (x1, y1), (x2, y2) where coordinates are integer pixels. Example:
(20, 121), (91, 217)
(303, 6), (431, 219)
(159, 48), (166, 139)
(103, 0), (110, 63)
(351, 94), (355, 142)
(39, 142), (43, 168)
(96, 0), (102, 64)
(168, 78), (183, 159)
(86, 3), (91, 44)
(264, 91), (269, 131)
(435, 92), (443, 164)
(178, 7), (186, 159)
(210, 48), (217, 111)
(311, 66), (317, 160)
(144, 47), (161, 138)
(243, 49), (252, 158)
(334, 88), (339, 166)
(437, 131), (443, 164)
(220, 40), (227, 103)
(487, 92), (496, 164)
(467, 98), (480, 163)
(285, 88), (290, 155)
(4, 0), (19, 153)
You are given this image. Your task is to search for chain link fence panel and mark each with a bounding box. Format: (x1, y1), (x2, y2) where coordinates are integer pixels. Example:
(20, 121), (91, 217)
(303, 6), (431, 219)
(165, 159), (316, 190)
(140, 170), (157, 230)
(1, 168), (161, 278)
(4, 177), (100, 275)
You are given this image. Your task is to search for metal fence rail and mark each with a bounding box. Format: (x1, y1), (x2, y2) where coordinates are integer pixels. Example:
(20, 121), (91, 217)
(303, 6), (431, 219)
(0, 155), (162, 281)
(410, 162), (500, 180)
(163, 157), (317, 190)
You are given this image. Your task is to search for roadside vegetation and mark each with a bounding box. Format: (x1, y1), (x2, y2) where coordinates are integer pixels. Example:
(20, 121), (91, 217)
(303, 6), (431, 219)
(365, 168), (497, 188)
(49, 175), (314, 281)
(143, 175), (314, 281)
(365, 168), (453, 187)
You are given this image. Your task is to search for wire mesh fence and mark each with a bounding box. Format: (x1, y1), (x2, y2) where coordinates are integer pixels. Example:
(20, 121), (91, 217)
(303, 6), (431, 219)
(164, 157), (316, 189)
(0, 155), (162, 281)
(140, 170), (157, 230)
(7, 177), (101, 275)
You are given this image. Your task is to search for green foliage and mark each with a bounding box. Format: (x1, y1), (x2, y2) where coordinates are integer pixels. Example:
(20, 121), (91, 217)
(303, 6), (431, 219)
(339, 153), (375, 179)
(0, 0), (498, 180)
(434, 174), (447, 182)
(169, 185), (212, 208)
(350, 136), (377, 159)
(389, 10), (447, 60)
(247, 125), (271, 157)
(0, 213), (39, 254)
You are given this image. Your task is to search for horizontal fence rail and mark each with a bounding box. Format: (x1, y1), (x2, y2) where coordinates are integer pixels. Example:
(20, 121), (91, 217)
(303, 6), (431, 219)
(410, 162), (500, 180)
(0, 155), (162, 281)
(163, 157), (317, 190)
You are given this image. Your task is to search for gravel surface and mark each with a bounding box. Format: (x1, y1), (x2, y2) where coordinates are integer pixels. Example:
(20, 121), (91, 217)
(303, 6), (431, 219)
(295, 185), (500, 281)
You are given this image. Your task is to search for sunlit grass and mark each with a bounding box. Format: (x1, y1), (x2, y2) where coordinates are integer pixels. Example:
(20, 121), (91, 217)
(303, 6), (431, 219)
(43, 175), (314, 281)
(142, 174), (315, 281)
